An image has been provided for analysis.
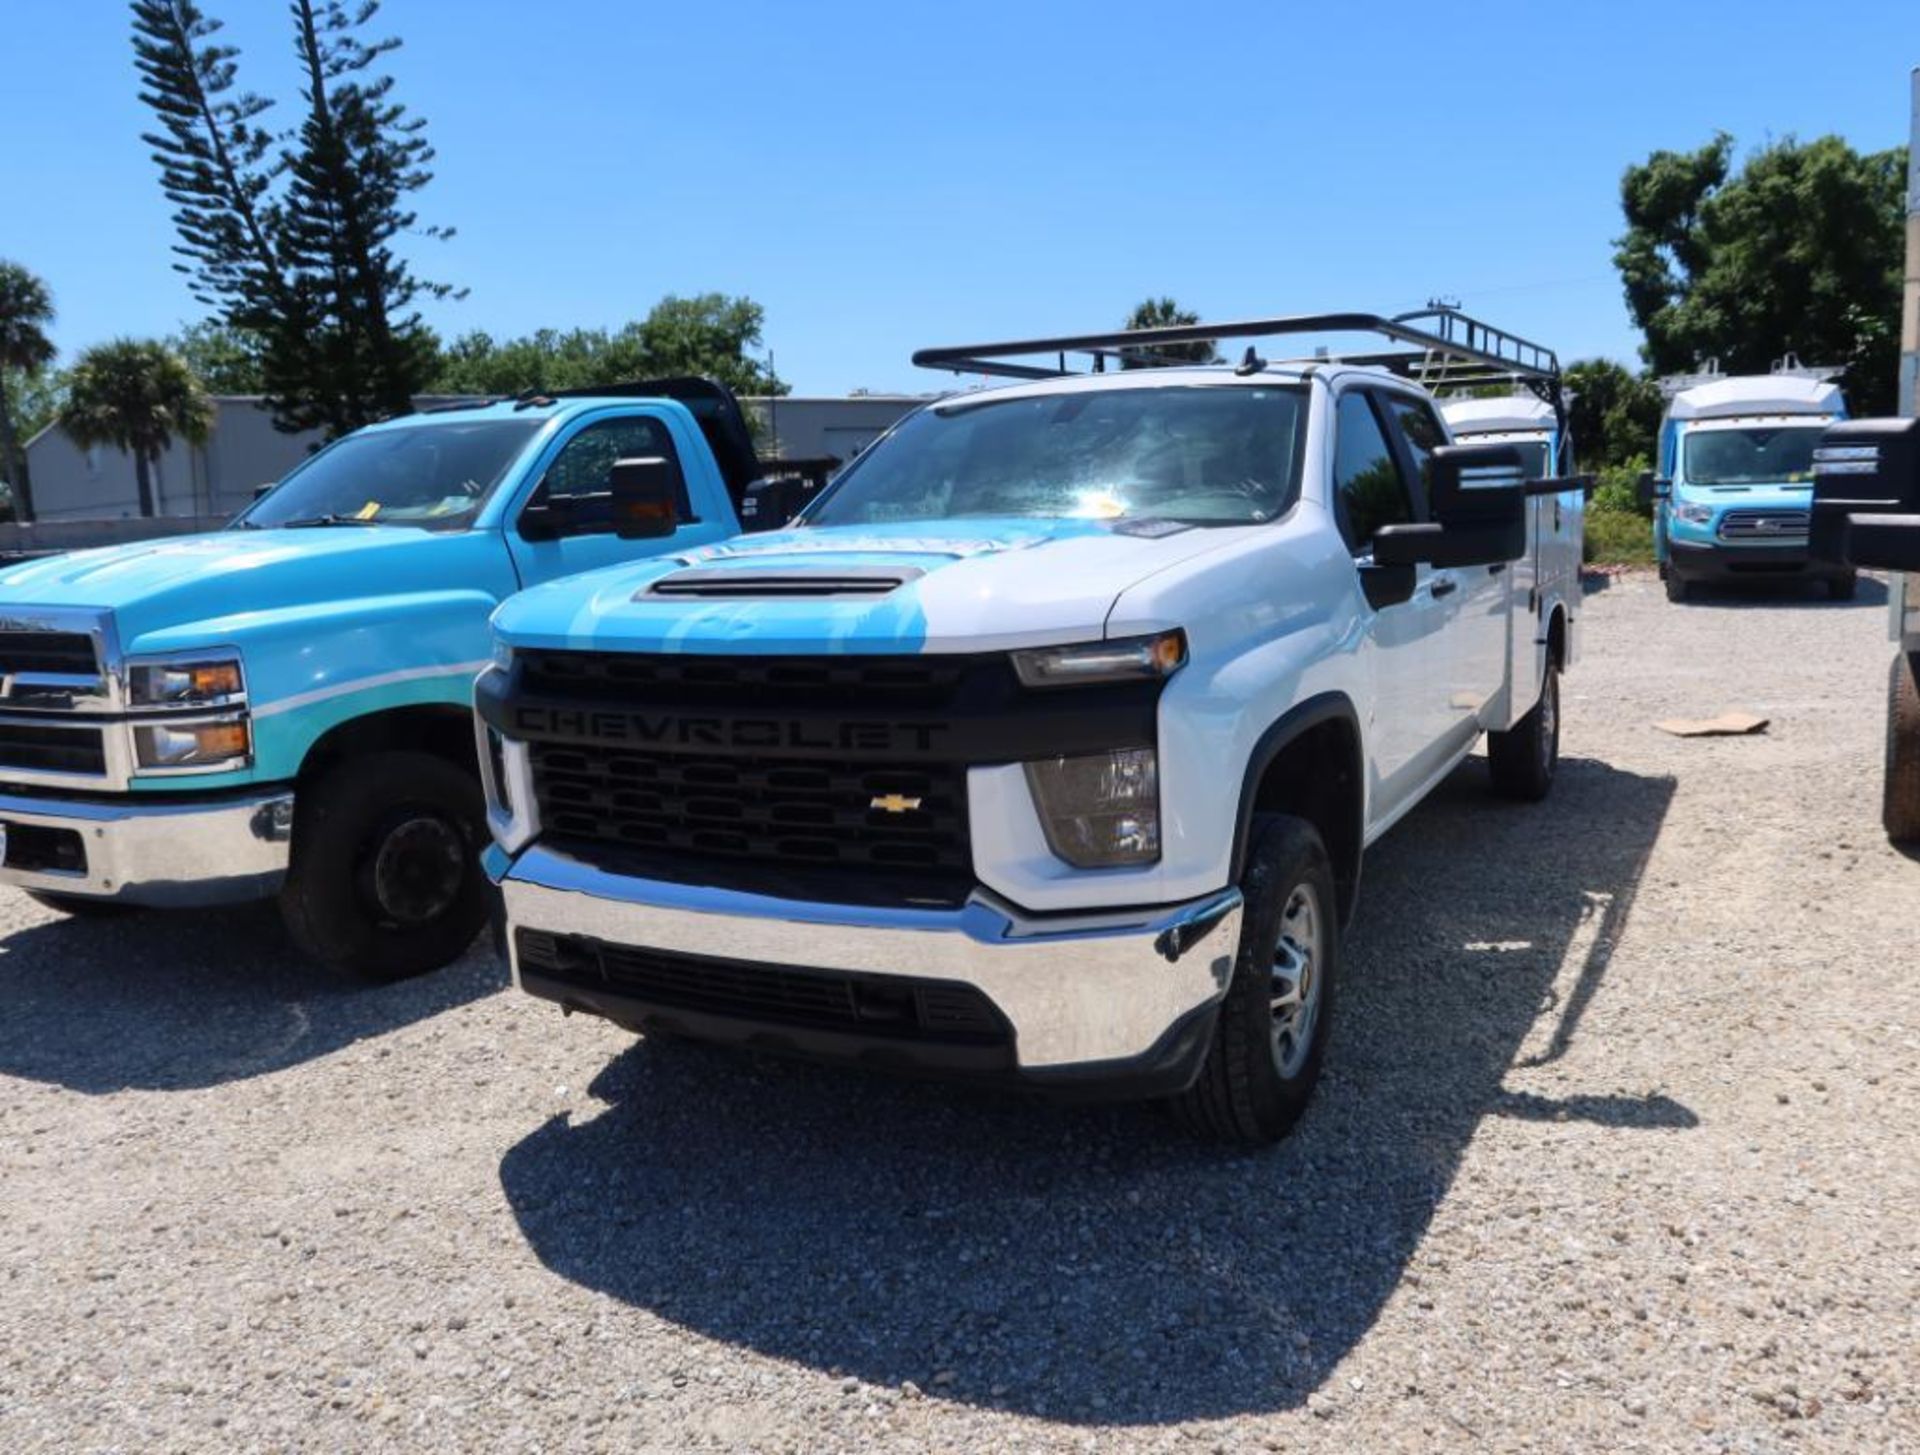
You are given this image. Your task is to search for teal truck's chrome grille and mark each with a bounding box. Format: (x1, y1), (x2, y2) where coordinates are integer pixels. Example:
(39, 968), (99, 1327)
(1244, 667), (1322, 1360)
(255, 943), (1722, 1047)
(0, 721), (110, 776)
(0, 630), (100, 678)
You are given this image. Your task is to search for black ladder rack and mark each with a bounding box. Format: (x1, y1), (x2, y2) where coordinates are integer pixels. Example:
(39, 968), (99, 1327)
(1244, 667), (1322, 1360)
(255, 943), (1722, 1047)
(911, 307), (1569, 425)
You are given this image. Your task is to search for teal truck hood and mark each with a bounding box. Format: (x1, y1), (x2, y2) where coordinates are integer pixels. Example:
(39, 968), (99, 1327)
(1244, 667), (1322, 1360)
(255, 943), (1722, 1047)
(491, 516), (1247, 655)
(1676, 481), (1815, 510)
(0, 527), (512, 652)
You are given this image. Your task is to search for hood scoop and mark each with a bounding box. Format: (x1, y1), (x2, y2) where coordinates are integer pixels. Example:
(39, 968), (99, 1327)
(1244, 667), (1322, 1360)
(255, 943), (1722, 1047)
(645, 565), (922, 600)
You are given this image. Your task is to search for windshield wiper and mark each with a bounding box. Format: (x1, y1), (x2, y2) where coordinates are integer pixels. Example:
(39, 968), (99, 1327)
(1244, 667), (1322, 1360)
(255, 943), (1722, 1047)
(278, 514), (388, 529)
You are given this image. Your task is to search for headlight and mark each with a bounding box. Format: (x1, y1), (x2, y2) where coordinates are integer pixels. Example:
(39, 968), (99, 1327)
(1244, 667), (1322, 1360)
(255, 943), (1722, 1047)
(1012, 631), (1185, 689)
(133, 718), (251, 769)
(490, 637), (513, 672)
(128, 657), (245, 707)
(1024, 747), (1160, 868)
(1671, 502), (1714, 526)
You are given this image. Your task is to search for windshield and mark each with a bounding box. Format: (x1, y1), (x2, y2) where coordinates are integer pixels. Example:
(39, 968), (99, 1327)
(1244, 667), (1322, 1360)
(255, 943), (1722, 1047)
(240, 418), (544, 530)
(1682, 425), (1824, 486)
(803, 385), (1306, 529)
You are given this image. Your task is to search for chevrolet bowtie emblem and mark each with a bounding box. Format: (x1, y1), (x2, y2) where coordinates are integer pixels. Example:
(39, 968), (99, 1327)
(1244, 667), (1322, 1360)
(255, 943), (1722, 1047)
(870, 793), (923, 814)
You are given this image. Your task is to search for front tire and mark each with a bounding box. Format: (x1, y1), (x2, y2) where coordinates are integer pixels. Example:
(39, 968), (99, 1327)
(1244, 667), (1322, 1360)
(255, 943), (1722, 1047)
(1886, 652), (1920, 846)
(1827, 570), (1859, 602)
(279, 750), (490, 980)
(1487, 662), (1560, 801)
(1175, 815), (1338, 1146)
(1664, 570), (1690, 603)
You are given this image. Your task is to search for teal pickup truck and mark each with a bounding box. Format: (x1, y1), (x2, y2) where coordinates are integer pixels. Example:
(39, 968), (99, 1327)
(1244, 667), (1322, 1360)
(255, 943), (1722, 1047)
(0, 379), (754, 977)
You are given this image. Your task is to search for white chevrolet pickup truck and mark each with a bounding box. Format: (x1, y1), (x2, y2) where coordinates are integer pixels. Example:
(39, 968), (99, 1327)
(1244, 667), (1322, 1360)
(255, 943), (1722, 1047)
(477, 309), (1587, 1143)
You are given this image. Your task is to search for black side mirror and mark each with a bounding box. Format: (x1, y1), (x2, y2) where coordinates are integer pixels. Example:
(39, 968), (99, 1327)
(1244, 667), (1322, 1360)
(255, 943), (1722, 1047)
(516, 491), (573, 542)
(611, 455), (682, 540)
(1372, 444), (1528, 570)
(1809, 417), (1920, 570)
(1636, 470), (1671, 510)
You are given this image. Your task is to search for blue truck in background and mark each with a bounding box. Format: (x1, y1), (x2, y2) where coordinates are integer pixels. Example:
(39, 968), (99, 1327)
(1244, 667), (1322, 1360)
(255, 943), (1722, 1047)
(1642, 363), (1854, 602)
(0, 378), (761, 977)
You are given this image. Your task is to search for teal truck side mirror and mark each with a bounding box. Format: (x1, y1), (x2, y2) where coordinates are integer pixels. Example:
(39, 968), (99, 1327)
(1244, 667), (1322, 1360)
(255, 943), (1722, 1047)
(1809, 417), (1920, 571)
(1635, 470), (1671, 509)
(611, 456), (682, 540)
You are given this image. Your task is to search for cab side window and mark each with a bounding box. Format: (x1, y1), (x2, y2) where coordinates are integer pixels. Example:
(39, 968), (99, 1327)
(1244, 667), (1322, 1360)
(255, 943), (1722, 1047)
(1332, 392), (1414, 555)
(1380, 395), (1446, 511)
(524, 415), (691, 535)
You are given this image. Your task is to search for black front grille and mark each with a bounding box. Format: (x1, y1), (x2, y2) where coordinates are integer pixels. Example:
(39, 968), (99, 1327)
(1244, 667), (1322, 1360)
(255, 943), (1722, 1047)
(518, 649), (968, 708)
(0, 722), (107, 776)
(518, 929), (1010, 1045)
(0, 630), (98, 678)
(1718, 508), (1810, 541)
(531, 741), (969, 873)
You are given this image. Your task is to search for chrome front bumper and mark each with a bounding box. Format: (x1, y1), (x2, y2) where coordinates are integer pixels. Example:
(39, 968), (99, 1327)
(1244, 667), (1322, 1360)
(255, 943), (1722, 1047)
(0, 786), (295, 907)
(493, 843), (1243, 1080)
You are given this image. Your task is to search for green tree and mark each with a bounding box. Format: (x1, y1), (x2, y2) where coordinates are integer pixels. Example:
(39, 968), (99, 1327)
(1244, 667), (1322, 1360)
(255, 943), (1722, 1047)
(168, 319), (267, 393)
(275, 0), (456, 433)
(131, 1), (310, 416)
(130, 0), (454, 437)
(58, 340), (215, 518)
(0, 260), (58, 521)
(1614, 133), (1907, 413)
(431, 296), (787, 398)
(1120, 297), (1218, 368)
(1562, 358), (1664, 470)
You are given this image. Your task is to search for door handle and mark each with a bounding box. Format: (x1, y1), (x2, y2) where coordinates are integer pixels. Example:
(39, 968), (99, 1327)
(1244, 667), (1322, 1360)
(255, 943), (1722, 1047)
(1429, 577), (1458, 598)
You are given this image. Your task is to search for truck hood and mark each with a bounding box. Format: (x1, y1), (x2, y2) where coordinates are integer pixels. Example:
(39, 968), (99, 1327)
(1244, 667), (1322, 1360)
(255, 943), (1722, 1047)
(493, 516), (1249, 654)
(0, 527), (504, 649)
(1679, 481), (1816, 509)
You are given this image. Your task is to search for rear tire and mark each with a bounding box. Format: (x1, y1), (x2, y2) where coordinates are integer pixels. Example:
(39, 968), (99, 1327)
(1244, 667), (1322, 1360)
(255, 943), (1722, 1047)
(279, 750), (489, 981)
(1827, 570), (1859, 602)
(1664, 571), (1690, 603)
(25, 891), (139, 918)
(1886, 652), (1920, 846)
(1175, 815), (1338, 1147)
(1487, 663), (1560, 801)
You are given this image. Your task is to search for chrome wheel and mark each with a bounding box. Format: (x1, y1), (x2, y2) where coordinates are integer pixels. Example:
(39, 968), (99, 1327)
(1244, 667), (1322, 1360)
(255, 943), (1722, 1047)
(1269, 882), (1325, 1079)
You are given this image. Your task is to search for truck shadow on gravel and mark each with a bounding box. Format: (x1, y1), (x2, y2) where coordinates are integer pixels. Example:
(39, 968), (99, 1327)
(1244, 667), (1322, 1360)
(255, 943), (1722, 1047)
(0, 902), (504, 1093)
(499, 756), (1685, 1424)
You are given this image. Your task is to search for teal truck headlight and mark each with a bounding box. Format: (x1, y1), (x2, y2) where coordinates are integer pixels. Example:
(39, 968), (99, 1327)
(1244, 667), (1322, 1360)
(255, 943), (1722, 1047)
(1024, 747), (1161, 868)
(1012, 630), (1186, 689)
(132, 717), (252, 770)
(128, 656), (246, 707)
(1671, 501), (1714, 526)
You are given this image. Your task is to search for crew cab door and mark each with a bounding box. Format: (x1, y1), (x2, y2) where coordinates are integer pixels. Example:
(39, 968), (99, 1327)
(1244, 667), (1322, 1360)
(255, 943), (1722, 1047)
(504, 408), (734, 587)
(1378, 392), (1510, 729)
(1331, 389), (1455, 822)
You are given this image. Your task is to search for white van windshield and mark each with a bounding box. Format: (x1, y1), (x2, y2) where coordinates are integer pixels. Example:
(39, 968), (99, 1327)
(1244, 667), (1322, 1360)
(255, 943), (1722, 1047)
(804, 385), (1307, 528)
(1683, 425), (1824, 486)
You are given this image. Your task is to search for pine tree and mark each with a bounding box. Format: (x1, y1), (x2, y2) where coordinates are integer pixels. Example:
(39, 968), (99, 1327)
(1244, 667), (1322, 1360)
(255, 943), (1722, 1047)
(129, 0), (457, 438)
(277, 0), (457, 432)
(129, 1), (314, 418)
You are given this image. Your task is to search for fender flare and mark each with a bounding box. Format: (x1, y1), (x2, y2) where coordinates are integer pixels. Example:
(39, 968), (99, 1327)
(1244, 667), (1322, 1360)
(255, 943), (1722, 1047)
(1228, 690), (1365, 894)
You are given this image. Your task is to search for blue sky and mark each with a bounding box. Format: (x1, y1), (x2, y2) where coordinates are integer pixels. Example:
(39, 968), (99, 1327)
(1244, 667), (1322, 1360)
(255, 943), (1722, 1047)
(3, 1), (1915, 394)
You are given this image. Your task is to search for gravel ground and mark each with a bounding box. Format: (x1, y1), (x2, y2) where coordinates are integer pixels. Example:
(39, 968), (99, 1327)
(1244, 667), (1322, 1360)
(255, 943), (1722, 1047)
(1, 571), (1916, 1454)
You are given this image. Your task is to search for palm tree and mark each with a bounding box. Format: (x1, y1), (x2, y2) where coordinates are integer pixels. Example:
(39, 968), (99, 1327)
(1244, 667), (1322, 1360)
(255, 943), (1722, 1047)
(0, 261), (57, 522)
(58, 341), (214, 518)
(1120, 297), (1218, 369)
